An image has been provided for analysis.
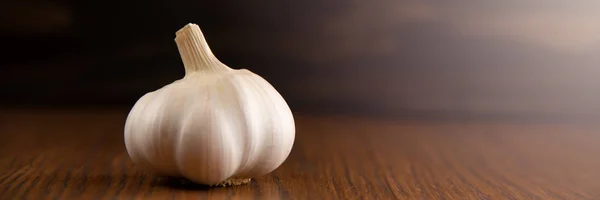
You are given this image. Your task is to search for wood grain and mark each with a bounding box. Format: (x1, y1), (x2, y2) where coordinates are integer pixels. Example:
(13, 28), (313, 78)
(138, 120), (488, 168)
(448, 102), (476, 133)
(1, 109), (600, 199)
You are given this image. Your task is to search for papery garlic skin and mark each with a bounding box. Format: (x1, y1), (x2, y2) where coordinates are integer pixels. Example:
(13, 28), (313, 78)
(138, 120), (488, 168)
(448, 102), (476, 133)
(124, 23), (295, 185)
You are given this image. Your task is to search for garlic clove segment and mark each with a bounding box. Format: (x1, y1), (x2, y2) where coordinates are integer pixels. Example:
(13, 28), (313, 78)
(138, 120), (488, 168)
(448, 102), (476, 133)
(124, 23), (295, 186)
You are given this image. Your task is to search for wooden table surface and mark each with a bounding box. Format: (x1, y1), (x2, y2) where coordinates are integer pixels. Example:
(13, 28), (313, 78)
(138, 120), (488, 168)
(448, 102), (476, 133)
(1, 109), (600, 199)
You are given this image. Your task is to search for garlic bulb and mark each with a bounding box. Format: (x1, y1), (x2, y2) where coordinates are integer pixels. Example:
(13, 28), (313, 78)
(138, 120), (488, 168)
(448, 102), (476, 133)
(124, 23), (295, 186)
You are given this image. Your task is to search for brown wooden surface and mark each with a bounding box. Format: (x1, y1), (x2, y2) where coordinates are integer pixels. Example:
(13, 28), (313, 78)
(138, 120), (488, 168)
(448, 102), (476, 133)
(1, 109), (600, 199)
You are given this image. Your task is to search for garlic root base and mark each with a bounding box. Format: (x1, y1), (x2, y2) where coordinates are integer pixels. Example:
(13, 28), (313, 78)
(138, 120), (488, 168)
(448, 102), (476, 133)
(211, 178), (252, 187)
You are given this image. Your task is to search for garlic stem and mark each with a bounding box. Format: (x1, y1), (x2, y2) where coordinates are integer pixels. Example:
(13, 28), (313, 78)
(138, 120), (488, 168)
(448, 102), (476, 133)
(175, 23), (229, 74)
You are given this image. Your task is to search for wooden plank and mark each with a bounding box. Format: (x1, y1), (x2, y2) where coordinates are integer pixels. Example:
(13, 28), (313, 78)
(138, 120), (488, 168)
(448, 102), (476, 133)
(0, 109), (599, 199)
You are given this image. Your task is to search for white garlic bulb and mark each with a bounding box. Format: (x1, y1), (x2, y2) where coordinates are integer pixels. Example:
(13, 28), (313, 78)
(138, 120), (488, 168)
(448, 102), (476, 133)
(124, 23), (295, 186)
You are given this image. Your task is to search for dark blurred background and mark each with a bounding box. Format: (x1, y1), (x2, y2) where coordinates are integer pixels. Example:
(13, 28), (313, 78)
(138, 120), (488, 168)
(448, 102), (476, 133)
(2, 0), (600, 119)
